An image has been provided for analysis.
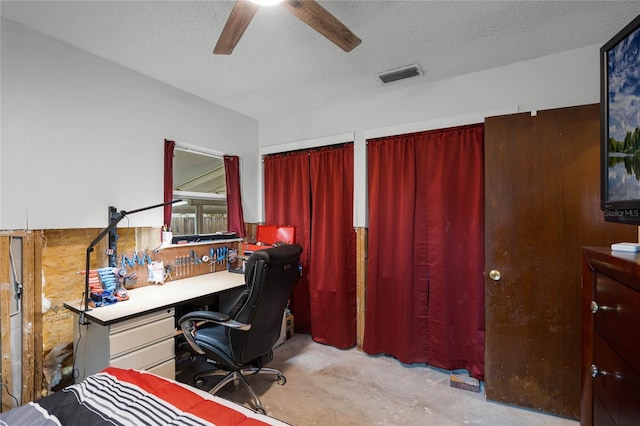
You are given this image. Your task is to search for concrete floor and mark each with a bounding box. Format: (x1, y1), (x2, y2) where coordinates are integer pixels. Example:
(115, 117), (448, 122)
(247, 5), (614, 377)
(176, 333), (579, 426)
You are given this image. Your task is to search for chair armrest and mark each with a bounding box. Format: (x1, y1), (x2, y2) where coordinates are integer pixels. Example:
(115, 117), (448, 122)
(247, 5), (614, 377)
(179, 310), (251, 331)
(178, 310), (251, 356)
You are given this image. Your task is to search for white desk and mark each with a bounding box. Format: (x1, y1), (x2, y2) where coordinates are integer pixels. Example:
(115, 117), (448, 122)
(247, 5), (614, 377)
(64, 271), (246, 381)
(64, 271), (246, 325)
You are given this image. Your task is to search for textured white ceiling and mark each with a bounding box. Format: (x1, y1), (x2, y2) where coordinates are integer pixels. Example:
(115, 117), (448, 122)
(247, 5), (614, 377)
(2, 1), (640, 121)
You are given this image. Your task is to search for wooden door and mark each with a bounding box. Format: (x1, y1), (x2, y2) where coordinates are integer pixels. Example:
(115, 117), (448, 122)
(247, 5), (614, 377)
(484, 104), (637, 418)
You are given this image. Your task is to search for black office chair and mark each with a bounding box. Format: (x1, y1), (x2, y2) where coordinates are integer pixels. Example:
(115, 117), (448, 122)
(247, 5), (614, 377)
(178, 244), (302, 414)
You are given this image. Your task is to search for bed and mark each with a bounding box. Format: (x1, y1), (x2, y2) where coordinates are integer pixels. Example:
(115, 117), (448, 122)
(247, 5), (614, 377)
(0, 367), (288, 426)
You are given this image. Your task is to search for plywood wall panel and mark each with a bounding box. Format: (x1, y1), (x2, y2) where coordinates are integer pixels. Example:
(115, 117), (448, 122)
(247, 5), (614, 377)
(41, 229), (107, 351)
(244, 223), (258, 244)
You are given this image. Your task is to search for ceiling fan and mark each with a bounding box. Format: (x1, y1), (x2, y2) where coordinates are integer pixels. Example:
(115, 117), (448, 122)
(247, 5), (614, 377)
(214, 0), (362, 55)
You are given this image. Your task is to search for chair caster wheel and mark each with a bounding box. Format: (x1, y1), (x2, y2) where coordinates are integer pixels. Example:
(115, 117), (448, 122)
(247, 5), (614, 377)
(195, 378), (204, 388)
(276, 375), (286, 385)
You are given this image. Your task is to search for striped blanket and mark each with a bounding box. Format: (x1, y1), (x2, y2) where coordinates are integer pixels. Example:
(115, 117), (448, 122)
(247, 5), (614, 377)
(0, 367), (288, 426)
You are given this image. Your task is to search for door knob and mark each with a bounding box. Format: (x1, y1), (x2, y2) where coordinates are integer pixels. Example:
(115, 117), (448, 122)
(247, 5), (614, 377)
(489, 270), (501, 281)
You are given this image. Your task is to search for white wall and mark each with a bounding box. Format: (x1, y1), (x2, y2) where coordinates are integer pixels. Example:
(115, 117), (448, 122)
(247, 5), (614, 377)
(1, 16), (604, 230)
(1, 18), (260, 229)
(259, 45), (602, 227)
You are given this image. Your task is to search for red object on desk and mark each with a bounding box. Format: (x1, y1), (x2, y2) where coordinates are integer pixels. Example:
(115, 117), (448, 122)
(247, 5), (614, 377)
(257, 225), (295, 245)
(243, 225), (295, 253)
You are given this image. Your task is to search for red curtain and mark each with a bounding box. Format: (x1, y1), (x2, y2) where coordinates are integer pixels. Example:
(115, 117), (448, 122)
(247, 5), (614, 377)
(309, 145), (356, 348)
(263, 151), (312, 333)
(163, 139), (175, 228)
(363, 124), (485, 380)
(224, 155), (246, 237)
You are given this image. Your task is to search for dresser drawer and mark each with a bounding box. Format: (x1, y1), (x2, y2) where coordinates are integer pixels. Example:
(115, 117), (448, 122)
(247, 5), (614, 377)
(594, 393), (616, 426)
(110, 338), (174, 370)
(109, 316), (175, 358)
(593, 333), (640, 426)
(594, 274), (640, 374)
(593, 333), (622, 421)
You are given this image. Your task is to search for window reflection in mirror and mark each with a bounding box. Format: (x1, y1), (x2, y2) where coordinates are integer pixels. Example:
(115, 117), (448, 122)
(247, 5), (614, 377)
(172, 147), (228, 236)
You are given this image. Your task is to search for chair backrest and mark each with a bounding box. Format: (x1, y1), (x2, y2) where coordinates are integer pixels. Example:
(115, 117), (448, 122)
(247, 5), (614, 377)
(229, 244), (302, 365)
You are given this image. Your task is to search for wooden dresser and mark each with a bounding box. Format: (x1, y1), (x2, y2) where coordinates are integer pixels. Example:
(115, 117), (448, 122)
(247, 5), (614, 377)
(581, 247), (640, 425)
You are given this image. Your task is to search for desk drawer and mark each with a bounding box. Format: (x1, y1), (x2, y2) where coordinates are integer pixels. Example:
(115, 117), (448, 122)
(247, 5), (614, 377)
(110, 338), (174, 370)
(110, 308), (174, 334)
(147, 358), (175, 380)
(110, 316), (175, 358)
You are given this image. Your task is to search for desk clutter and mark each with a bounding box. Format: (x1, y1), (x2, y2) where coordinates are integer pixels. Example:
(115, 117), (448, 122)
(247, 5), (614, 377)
(171, 246), (237, 278)
(81, 240), (241, 308)
(81, 267), (131, 307)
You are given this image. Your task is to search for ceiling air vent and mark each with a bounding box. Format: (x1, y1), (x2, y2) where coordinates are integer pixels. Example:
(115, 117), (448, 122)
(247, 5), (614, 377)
(378, 64), (423, 84)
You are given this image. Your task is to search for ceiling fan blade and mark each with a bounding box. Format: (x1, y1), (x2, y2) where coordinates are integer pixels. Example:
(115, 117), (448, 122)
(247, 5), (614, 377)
(214, 0), (260, 55)
(281, 0), (361, 52)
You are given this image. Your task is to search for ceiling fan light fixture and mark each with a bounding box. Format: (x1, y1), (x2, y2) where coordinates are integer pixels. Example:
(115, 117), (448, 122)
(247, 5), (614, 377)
(215, 0), (361, 54)
(249, 0), (283, 6)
